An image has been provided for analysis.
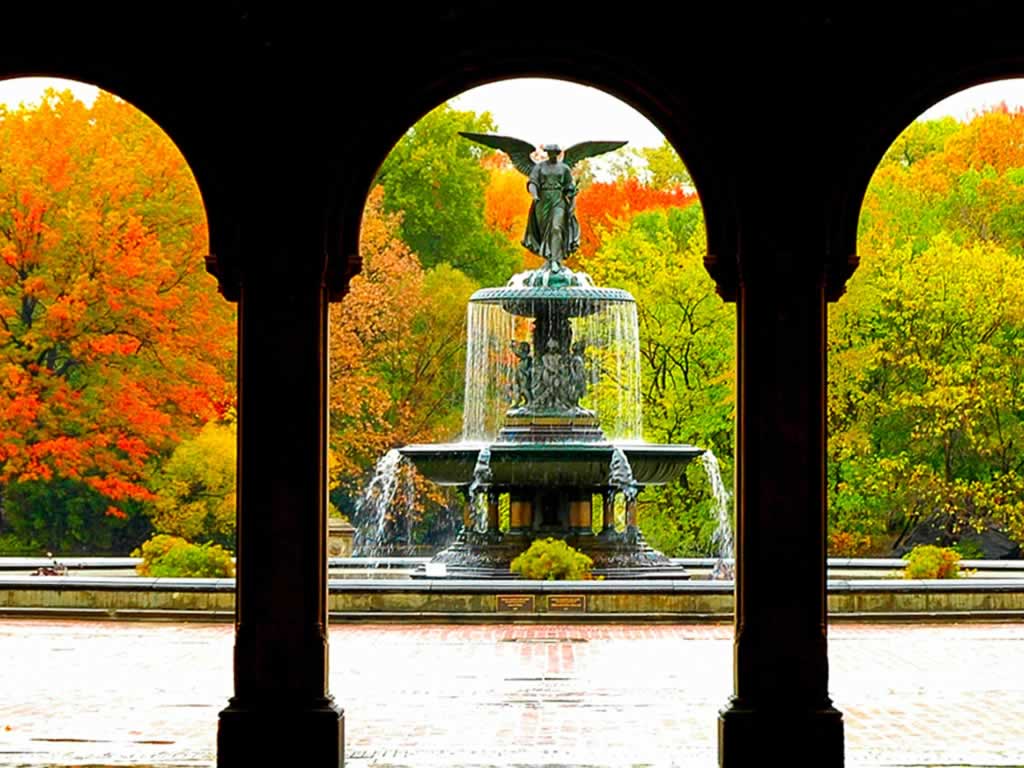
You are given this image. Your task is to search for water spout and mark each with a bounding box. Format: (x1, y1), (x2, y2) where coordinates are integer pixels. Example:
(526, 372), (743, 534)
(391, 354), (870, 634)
(353, 449), (414, 556)
(701, 451), (734, 579)
(468, 446), (493, 532)
(609, 446), (638, 501)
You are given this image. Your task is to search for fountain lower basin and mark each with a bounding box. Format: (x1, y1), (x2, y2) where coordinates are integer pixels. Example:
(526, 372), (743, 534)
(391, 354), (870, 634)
(400, 442), (704, 487)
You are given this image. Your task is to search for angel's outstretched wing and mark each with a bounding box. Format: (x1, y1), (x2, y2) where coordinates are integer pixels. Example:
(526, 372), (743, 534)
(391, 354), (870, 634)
(459, 132), (537, 176)
(562, 140), (628, 168)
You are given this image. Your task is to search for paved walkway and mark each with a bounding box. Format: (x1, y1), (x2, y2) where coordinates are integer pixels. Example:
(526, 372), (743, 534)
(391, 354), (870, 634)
(0, 619), (1022, 767)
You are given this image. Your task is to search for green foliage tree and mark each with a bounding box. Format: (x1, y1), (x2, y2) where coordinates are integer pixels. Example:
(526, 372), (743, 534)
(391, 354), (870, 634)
(579, 205), (735, 556)
(374, 104), (522, 284)
(830, 107), (1024, 555)
(2, 477), (151, 553)
(148, 418), (236, 549)
(640, 139), (694, 190)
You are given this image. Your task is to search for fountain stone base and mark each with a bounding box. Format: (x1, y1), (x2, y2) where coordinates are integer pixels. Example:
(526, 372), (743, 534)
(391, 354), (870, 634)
(415, 527), (687, 580)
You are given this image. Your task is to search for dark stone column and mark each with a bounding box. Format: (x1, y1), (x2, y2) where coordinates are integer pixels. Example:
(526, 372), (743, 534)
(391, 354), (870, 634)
(600, 491), (615, 532)
(217, 230), (343, 766)
(487, 491), (500, 532)
(717, 252), (843, 767)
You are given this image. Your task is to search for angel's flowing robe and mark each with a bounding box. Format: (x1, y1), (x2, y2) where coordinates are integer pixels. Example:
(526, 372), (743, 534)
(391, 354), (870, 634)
(522, 160), (579, 267)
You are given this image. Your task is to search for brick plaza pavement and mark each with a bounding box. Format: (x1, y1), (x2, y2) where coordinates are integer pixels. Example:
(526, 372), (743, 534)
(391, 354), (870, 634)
(0, 619), (1022, 767)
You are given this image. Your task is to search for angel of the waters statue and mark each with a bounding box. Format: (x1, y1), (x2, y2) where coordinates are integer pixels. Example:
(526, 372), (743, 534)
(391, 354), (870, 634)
(459, 133), (627, 271)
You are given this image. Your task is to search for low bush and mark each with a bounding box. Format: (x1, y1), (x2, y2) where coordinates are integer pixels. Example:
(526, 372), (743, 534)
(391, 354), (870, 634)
(133, 534), (235, 578)
(903, 544), (961, 579)
(510, 537), (593, 580)
(828, 530), (875, 557)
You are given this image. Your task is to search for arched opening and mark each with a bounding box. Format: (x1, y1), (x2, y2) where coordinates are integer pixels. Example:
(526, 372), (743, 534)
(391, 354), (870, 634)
(826, 78), (1024, 764)
(834, 78), (1024, 559)
(330, 77), (734, 566)
(321, 74), (737, 761)
(0, 74), (239, 763)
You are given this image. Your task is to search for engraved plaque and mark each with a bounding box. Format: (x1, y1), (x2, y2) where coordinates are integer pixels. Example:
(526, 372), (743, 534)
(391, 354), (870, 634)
(497, 594), (536, 613)
(547, 594), (586, 613)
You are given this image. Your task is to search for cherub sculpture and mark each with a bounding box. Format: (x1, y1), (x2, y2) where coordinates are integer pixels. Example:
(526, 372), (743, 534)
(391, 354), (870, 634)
(509, 340), (533, 409)
(459, 133), (627, 271)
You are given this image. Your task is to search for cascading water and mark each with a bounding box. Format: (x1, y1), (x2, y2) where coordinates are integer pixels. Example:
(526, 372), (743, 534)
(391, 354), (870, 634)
(461, 303), (516, 441)
(461, 298), (642, 442)
(701, 451), (734, 579)
(574, 303), (643, 441)
(352, 449), (416, 556)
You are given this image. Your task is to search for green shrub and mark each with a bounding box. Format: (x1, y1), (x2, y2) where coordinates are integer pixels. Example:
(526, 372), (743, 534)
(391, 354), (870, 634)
(132, 534), (235, 578)
(903, 544), (961, 579)
(510, 537), (593, 580)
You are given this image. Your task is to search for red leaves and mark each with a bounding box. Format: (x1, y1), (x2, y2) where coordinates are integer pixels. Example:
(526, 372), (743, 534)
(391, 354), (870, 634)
(574, 178), (697, 259)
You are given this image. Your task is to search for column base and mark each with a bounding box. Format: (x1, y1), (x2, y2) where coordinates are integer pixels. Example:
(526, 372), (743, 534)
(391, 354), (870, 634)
(218, 698), (344, 767)
(718, 699), (843, 767)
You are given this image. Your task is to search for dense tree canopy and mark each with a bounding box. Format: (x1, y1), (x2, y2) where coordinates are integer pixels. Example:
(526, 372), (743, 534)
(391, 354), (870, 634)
(328, 187), (474, 546)
(374, 104), (523, 284)
(13, 85), (1024, 562)
(0, 88), (235, 553)
(830, 106), (1024, 555)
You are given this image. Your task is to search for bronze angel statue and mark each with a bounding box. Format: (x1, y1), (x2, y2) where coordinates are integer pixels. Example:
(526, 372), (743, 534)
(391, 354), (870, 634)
(460, 133), (627, 271)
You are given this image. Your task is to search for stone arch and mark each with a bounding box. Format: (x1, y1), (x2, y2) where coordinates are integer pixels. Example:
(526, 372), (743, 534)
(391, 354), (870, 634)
(0, 68), (242, 298)
(324, 65), (733, 302)
(833, 64), (1024, 298)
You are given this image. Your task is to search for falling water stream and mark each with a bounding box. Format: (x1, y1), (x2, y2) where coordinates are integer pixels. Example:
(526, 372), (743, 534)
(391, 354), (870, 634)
(701, 451), (734, 579)
(352, 449), (415, 556)
(467, 446), (493, 532)
(461, 301), (642, 441)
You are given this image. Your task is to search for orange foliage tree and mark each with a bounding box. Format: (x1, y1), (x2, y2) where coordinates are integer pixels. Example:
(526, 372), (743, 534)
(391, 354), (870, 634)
(329, 187), (476, 545)
(0, 89), (235, 550)
(482, 153), (698, 267)
(573, 177), (697, 260)
(481, 154), (542, 270)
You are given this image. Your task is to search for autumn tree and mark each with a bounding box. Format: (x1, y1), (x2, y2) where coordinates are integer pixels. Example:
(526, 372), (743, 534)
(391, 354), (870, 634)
(579, 204), (735, 556)
(574, 177), (697, 260)
(329, 187), (475, 545)
(148, 417), (236, 549)
(0, 88), (235, 552)
(830, 107), (1024, 555)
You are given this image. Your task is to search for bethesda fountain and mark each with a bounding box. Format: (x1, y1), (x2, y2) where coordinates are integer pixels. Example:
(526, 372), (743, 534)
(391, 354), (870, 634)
(391, 132), (710, 578)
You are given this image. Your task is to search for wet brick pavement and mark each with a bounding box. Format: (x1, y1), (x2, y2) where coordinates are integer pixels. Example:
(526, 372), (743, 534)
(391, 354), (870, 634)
(0, 619), (1022, 766)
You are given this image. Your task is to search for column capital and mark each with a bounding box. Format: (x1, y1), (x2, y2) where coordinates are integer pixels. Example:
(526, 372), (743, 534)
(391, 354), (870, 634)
(703, 251), (738, 303)
(825, 252), (860, 302)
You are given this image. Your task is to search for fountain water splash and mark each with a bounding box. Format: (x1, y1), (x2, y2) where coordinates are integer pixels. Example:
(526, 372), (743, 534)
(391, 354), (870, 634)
(468, 446), (493, 532)
(701, 451), (734, 579)
(461, 301), (642, 442)
(608, 446), (639, 502)
(353, 449), (416, 556)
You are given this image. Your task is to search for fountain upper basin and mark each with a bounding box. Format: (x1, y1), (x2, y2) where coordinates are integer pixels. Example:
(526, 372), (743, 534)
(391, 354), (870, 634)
(399, 442), (704, 487)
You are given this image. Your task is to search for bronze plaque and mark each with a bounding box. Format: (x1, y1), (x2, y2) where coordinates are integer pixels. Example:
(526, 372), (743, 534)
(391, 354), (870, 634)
(547, 594), (587, 613)
(497, 594), (536, 613)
